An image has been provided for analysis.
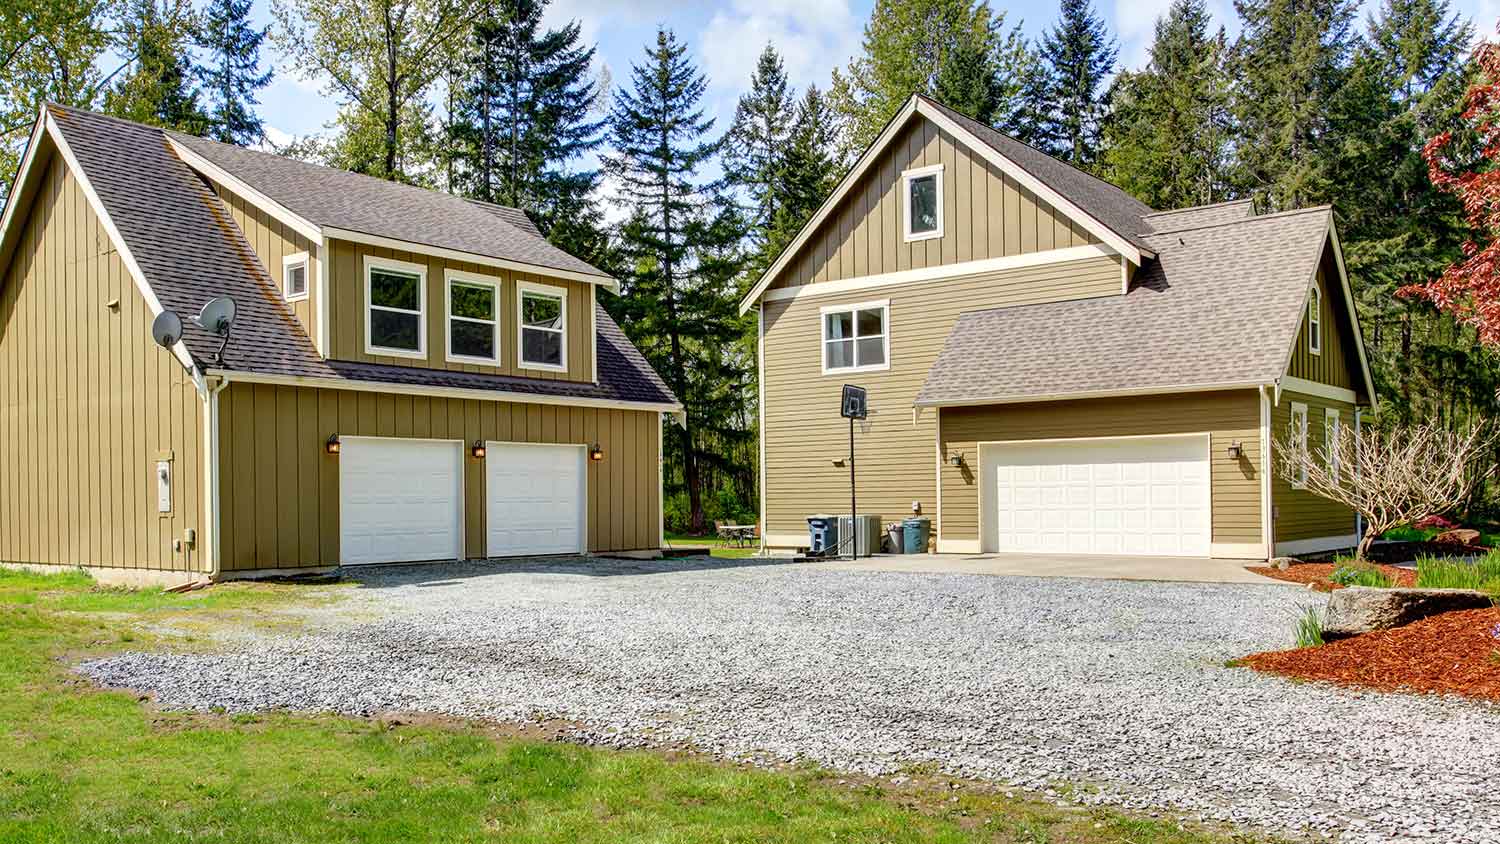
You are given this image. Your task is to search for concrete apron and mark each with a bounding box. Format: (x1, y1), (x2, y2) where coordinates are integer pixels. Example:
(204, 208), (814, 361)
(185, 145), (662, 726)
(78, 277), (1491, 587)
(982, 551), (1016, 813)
(811, 552), (1288, 585)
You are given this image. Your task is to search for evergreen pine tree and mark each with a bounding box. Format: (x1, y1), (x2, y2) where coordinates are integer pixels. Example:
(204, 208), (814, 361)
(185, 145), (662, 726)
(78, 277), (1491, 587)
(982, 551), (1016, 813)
(1036, 0), (1117, 165)
(723, 44), (796, 251)
(105, 0), (208, 133)
(604, 28), (750, 534)
(195, 0), (271, 144)
(1098, 0), (1231, 208)
(757, 84), (840, 281)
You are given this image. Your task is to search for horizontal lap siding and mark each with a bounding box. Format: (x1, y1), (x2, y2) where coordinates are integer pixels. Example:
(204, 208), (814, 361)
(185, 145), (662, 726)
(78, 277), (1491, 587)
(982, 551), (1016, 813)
(772, 115), (1096, 291)
(937, 391), (1263, 545)
(1271, 391), (1357, 542)
(212, 183), (320, 343)
(0, 151), (204, 572)
(216, 383), (659, 570)
(326, 238), (594, 383)
(760, 255), (1123, 541)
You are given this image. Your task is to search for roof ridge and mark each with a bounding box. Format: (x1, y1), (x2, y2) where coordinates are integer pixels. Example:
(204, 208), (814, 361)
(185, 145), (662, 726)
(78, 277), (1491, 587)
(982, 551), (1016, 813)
(1143, 205), (1331, 238)
(1141, 198), (1254, 219)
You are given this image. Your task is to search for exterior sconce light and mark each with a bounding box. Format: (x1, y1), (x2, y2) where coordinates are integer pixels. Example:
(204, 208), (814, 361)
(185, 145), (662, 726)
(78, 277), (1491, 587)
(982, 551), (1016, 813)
(589, 443), (605, 461)
(471, 440), (487, 459)
(1227, 441), (1244, 460)
(948, 451), (964, 467)
(325, 434), (341, 455)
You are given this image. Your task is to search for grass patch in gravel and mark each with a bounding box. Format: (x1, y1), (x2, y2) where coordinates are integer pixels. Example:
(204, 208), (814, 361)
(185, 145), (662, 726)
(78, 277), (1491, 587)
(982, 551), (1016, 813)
(1, 565), (1265, 844)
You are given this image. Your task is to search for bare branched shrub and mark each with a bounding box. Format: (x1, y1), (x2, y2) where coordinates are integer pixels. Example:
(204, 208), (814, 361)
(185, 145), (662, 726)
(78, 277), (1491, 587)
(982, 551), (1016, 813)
(1273, 421), (1496, 560)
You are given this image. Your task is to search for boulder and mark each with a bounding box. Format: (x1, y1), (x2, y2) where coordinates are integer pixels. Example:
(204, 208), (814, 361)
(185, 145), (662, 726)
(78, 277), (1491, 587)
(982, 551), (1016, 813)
(1270, 557), (1296, 571)
(1322, 586), (1493, 639)
(1433, 528), (1482, 546)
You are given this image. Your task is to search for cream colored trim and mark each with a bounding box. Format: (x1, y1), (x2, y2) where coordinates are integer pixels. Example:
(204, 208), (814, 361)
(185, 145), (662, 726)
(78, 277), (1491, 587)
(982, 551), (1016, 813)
(1276, 533), (1358, 556)
(444, 267), (501, 365)
(916, 380), (1264, 409)
(901, 163), (944, 242)
(1210, 542), (1265, 559)
(1279, 376), (1357, 404)
(1259, 385), (1274, 560)
(819, 298), (890, 375)
(757, 243), (1116, 309)
(589, 287), (599, 384)
(363, 254), (427, 359)
(936, 539), (980, 554)
(206, 368), (682, 413)
(757, 305), (767, 552)
(324, 226), (617, 291)
(47, 113), (201, 384)
(166, 137), (324, 245)
(282, 251), (310, 302)
(517, 279), (569, 373)
(0, 113), (47, 264)
(934, 406), (942, 547)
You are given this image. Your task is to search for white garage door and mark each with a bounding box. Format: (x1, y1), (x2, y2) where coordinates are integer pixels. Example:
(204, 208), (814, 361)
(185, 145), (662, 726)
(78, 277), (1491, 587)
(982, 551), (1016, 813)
(982, 434), (1210, 557)
(339, 437), (464, 565)
(486, 443), (585, 557)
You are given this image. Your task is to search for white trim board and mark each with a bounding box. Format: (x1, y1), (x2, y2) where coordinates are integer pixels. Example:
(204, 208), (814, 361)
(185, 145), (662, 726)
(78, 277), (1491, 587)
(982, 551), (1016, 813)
(901, 163), (944, 242)
(324, 226), (617, 291)
(738, 94), (1150, 314)
(759, 244), (1116, 307)
(0, 114), (48, 269)
(1278, 376), (1357, 405)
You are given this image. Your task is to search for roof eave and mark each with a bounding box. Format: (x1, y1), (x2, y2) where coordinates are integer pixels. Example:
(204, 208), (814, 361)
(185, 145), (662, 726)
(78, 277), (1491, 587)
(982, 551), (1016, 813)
(914, 380), (1270, 409)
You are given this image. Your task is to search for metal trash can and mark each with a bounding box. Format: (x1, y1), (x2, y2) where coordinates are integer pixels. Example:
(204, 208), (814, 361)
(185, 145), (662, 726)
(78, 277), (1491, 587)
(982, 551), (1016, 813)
(807, 515), (839, 555)
(886, 523), (905, 554)
(902, 517), (931, 554)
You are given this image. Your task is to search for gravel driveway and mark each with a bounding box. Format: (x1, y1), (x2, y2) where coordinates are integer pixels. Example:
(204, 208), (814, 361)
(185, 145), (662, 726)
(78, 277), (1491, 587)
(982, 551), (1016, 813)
(82, 557), (1499, 843)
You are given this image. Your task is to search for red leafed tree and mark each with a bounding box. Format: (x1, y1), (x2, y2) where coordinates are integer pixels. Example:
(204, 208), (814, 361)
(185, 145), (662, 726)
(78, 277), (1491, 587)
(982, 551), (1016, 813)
(1402, 33), (1500, 344)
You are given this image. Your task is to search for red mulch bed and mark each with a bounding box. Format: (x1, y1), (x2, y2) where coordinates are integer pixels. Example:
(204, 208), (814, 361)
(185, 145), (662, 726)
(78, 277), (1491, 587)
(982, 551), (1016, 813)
(1243, 606), (1500, 701)
(1246, 562), (1417, 592)
(1299, 540), (1490, 565)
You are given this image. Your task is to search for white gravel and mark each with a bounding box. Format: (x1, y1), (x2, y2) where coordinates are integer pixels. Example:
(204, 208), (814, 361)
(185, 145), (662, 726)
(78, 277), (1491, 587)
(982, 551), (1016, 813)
(80, 557), (1500, 842)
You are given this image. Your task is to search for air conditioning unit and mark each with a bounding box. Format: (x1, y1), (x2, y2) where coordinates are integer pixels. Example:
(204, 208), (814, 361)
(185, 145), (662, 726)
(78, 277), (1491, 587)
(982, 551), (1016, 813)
(837, 514), (882, 558)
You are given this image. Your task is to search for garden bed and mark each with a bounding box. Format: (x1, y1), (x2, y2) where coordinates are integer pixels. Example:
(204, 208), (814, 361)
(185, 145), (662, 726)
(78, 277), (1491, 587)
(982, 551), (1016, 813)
(1247, 562), (1415, 591)
(1242, 605), (1500, 701)
(1299, 540), (1489, 565)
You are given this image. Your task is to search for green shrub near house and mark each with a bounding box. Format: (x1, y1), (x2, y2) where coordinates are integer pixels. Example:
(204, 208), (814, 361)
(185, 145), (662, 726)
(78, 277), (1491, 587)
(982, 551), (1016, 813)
(1328, 559), (1396, 588)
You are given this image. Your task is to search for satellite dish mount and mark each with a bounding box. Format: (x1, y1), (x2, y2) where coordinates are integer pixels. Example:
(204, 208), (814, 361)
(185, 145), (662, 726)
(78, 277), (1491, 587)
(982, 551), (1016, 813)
(193, 296), (237, 367)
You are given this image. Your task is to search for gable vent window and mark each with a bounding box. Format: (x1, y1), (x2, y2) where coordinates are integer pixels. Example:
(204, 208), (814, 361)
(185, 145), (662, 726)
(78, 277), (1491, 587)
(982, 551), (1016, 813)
(446, 271), (499, 364)
(365, 257), (426, 358)
(519, 282), (567, 371)
(822, 300), (889, 374)
(1308, 284), (1322, 355)
(902, 164), (943, 242)
(283, 252), (308, 302)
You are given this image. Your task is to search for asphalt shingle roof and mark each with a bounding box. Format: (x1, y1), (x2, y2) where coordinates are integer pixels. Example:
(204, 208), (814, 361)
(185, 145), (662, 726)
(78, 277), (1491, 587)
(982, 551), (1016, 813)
(48, 105), (675, 407)
(916, 207), (1336, 406)
(1141, 199), (1255, 232)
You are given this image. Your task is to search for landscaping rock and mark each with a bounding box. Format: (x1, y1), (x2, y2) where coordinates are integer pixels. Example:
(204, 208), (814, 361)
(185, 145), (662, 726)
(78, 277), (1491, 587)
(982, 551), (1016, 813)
(1323, 586), (1493, 639)
(1270, 557), (1295, 571)
(1434, 528), (1482, 546)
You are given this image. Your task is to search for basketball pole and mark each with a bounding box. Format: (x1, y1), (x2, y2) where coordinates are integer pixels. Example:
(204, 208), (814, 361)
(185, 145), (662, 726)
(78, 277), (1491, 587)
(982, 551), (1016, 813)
(848, 414), (856, 561)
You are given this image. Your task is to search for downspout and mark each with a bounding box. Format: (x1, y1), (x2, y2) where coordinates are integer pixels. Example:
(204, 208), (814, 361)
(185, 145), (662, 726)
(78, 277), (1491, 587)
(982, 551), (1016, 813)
(202, 374), (230, 579)
(1259, 384), (1274, 562)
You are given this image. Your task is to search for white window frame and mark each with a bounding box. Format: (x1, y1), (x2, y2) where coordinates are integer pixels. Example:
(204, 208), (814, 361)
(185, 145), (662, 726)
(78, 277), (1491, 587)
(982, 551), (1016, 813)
(1325, 407), (1341, 482)
(1290, 402), (1309, 489)
(1308, 284), (1322, 355)
(820, 299), (891, 375)
(282, 251), (309, 302)
(901, 164), (944, 243)
(364, 255), (428, 360)
(444, 268), (501, 365)
(517, 279), (568, 373)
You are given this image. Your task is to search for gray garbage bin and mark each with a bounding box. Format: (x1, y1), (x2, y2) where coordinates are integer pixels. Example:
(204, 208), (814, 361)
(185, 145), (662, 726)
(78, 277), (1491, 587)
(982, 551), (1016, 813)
(902, 517), (931, 554)
(807, 515), (838, 555)
(886, 523), (905, 554)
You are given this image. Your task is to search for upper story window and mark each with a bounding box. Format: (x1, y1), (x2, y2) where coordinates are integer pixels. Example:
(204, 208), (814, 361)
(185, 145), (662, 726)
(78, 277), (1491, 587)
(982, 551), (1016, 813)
(518, 280), (567, 371)
(821, 300), (889, 374)
(1308, 284), (1322, 355)
(902, 164), (943, 242)
(1289, 402), (1309, 489)
(283, 252), (308, 302)
(365, 256), (426, 359)
(446, 269), (499, 364)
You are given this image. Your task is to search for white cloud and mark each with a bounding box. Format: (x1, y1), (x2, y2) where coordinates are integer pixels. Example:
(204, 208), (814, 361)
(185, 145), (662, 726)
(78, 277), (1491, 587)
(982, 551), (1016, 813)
(698, 0), (861, 97)
(257, 125), (294, 151)
(1112, 0), (1239, 71)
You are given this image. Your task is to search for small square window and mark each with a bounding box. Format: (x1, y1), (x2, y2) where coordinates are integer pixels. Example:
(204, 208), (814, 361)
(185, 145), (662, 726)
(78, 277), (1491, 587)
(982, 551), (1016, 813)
(283, 253), (309, 301)
(822, 301), (888, 373)
(902, 165), (943, 242)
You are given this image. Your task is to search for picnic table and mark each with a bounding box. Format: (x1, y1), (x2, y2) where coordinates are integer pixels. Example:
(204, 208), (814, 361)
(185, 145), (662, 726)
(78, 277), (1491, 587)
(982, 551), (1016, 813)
(716, 523), (758, 548)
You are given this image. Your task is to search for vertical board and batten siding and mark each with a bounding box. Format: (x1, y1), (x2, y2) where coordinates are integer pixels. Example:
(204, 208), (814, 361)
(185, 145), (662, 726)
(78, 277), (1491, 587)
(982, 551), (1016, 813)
(325, 238), (594, 383)
(938, 391), (1263, 546)
(1287, 252), (1355, 391)
(1270, 391), (1358, 542)
(760, 255), (1123, 540)
(210, 182), (320, 342)
(768, 115), (1098, 291)
(215, 383), (659, 570)
(0, 150), (205, 572)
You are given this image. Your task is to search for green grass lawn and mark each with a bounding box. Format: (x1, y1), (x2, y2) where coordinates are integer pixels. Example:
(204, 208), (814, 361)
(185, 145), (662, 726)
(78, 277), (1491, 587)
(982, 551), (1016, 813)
(0, 566), (1267, 844)
(664, 533), (760, 559)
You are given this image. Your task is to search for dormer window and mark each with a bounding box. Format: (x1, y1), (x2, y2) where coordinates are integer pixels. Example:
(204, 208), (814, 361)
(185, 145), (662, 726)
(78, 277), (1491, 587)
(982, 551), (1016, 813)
(518, 281), (567, 371)
(1308, 284), (1322, 355)
(364, 256), (426, 358)
(283, 252), (308, 302)
(902, 164), (943, 242)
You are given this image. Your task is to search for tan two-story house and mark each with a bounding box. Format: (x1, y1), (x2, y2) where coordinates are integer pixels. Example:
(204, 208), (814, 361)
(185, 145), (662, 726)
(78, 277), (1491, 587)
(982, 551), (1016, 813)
(0, 105), (679, 584)
(741, 94), (1375, 561)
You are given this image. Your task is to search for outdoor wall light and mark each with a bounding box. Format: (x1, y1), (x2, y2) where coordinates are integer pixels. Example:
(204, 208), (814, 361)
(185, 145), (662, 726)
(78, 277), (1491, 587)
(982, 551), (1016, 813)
(948, 451), (964, 467)
(589, 443), (605, 461)
(1227, 441), (1244, 460)
(471, 440), (487, 459)
(325, 434), (341, 455)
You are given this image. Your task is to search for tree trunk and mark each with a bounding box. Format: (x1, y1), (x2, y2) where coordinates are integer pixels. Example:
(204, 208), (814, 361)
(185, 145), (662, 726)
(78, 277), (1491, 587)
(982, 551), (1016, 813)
(384, 19), (400, 180)
(1356, 526), (1378, 562)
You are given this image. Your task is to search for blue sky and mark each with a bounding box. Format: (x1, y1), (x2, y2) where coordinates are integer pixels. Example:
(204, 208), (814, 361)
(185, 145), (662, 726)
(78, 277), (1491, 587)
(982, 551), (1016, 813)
(255, 0), (1500, 147)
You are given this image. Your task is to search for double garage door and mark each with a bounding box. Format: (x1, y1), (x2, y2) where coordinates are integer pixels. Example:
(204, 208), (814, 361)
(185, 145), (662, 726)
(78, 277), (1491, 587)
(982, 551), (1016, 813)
(339, 437), (584, 565)
(981, 434), (1211, 557)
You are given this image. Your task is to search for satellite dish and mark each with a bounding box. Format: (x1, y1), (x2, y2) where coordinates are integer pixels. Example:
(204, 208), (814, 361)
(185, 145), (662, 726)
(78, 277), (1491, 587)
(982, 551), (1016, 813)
(151, 310), (183, 348)
(196, 296), (237, 336)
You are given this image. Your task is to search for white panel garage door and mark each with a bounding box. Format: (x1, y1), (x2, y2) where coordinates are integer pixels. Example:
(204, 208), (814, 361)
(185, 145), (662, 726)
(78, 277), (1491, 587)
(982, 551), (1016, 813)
(339, 437), (464, 565)
(982, 435), (1210, 557)
(486, 443), (585, 557)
